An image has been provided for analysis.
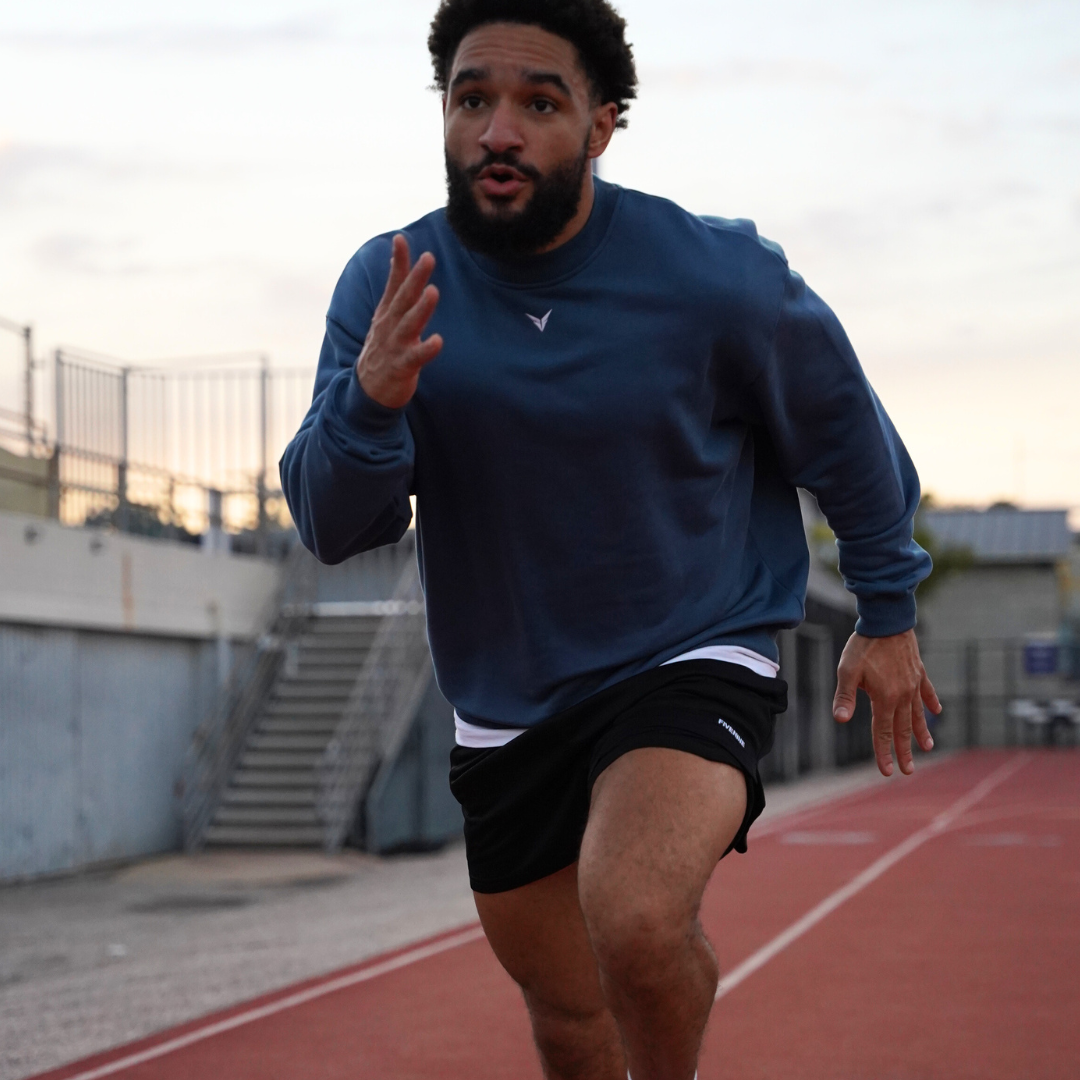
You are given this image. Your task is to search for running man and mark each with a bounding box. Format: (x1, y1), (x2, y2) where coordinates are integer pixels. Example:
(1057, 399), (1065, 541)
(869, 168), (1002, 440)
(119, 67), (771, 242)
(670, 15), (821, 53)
(282, 2), (941, 1077)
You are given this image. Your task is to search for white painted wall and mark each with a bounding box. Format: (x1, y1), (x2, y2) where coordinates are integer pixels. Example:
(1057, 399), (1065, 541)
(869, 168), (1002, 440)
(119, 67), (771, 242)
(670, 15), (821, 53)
(0, 510), (280, 640)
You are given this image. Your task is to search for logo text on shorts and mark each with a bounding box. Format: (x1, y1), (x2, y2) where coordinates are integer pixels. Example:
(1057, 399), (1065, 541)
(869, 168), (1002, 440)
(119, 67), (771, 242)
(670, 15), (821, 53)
(717, 717), (745, 748)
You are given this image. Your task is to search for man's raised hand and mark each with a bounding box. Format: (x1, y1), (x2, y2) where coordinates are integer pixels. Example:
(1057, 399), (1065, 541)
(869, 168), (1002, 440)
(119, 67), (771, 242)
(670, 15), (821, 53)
(832, 629), (941, 778)
(357, 234), (443, 410)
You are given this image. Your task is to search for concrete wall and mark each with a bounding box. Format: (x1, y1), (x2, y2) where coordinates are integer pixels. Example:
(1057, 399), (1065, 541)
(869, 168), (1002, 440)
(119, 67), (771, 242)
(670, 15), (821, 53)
(0, 510), (280, 639)
(915, 561), (1078, 750)
(365, 675), (462, 853)
(0, 510), (282, 881)
(0, 448), (51, 518)
(0, 623), (218, 880)
(918, 563), (1062, 642)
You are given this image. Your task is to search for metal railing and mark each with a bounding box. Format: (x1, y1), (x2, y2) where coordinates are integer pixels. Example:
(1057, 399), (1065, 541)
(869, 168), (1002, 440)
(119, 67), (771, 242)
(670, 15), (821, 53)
(0, 317), (47, 457)
(3, 316), (319, 539)
(318, 558), (433, 851)
(921, 636), (1079, 750)
(52, 347), (315, 536)
(179, 541), (318, 849)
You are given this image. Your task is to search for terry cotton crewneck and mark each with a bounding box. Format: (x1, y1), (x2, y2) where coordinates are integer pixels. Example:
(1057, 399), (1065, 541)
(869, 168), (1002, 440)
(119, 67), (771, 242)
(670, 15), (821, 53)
(281, 179), (931, 729)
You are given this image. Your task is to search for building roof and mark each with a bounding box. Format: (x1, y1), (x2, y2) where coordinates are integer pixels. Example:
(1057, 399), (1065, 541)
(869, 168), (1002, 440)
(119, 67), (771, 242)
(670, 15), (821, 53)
(923, 508), (1074, 563)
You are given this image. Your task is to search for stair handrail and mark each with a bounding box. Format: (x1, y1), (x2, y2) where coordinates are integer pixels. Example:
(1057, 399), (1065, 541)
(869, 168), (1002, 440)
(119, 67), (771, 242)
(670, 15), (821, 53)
(179, 541), (317, 849)
(317, 556), (431, 851)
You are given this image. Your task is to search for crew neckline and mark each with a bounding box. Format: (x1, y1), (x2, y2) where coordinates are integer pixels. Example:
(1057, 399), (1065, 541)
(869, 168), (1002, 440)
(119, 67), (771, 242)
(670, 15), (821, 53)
(453, 177), (620, 288)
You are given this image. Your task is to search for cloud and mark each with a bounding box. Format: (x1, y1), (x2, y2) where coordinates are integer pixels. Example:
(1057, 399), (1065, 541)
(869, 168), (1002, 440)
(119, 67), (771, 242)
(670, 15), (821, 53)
(641, 58), (866, 92)
(0, 141), (227, 209)
(30, 233), (154, 277)
(0, 143), (89, 185)
(0, 14), (336, 54)
(263, 274), (332, 314)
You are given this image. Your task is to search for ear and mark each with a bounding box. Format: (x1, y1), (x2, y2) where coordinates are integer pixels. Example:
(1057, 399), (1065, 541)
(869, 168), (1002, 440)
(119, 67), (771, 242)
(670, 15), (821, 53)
(587, 102), (619, 162)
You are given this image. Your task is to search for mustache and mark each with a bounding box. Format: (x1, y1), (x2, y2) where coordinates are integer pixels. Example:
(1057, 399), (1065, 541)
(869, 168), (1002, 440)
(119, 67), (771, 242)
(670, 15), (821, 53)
(464, 151), (542, 182)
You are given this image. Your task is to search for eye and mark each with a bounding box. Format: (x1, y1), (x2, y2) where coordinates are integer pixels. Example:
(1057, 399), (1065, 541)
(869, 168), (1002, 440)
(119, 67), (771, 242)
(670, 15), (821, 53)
(461, 94), (484, 110)
(531, 99), (557, 114)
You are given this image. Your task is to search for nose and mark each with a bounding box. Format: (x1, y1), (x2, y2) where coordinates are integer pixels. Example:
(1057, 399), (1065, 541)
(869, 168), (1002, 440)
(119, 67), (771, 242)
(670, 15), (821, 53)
(479, 101), (524, 157)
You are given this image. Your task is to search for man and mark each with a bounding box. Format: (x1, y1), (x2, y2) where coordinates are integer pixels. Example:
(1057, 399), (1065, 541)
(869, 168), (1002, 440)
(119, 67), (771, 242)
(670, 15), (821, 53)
(281, 2), (941, 1077)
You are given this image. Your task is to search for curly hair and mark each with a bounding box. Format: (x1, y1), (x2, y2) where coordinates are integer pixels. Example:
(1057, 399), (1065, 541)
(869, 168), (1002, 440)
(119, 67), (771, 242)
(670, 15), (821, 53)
(428, 0), (638, 129)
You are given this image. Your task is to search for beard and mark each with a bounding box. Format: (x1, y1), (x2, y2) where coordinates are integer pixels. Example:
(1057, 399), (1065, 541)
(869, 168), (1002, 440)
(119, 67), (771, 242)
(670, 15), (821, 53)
(444, 139), (591, 260)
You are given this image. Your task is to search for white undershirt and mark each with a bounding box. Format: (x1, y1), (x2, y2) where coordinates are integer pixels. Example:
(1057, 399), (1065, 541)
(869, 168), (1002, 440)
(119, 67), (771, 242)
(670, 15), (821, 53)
(454, 644), (779, 748)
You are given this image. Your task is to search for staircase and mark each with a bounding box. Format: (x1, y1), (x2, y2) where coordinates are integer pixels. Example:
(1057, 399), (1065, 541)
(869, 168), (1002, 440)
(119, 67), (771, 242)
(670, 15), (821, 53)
(204, 612), (381, 846)
(180, 541), (434, 853)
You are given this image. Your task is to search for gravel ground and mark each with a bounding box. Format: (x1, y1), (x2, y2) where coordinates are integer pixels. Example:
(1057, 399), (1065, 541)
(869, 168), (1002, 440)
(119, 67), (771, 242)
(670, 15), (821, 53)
(0, 761), (892, 1080)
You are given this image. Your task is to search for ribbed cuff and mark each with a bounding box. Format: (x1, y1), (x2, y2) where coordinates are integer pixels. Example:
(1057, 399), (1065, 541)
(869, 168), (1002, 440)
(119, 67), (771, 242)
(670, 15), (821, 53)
(854, 592), (917, 637)
(340, 372), (405, 439)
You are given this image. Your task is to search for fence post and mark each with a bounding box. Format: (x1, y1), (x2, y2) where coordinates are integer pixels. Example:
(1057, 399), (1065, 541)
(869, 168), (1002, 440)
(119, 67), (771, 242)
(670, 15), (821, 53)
(1003, 638), (1017, 746)
(53, 350), (64, 519)
(964, 639), (980, 748)
(778, 628), (800, 780)
(23, 324), (33, 449)
(117, 366), (130, 532)
(258, 356), (269, 554)
(810, 625), (835, 771)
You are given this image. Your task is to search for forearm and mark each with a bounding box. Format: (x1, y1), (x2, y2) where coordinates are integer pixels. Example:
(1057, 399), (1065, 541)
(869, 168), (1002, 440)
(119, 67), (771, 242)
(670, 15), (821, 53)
(280, 365), (415, 564)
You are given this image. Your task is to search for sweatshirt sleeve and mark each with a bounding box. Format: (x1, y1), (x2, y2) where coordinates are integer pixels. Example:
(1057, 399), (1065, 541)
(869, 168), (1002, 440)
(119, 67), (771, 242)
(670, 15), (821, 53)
(279, 241), (415, 564)
(746, 263), (931, 637)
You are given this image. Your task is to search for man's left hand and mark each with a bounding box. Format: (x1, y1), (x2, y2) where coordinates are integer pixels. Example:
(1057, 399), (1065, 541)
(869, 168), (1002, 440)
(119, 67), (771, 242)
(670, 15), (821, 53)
(832, 629), (941, 777)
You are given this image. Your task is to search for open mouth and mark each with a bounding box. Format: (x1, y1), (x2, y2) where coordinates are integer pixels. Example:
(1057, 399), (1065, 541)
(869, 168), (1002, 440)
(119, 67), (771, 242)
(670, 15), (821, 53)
(476, 163), (530, 198)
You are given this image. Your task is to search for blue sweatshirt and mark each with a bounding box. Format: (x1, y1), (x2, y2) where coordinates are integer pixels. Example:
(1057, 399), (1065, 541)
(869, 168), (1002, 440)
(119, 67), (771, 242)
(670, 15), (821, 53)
(281, 179), (930, 727)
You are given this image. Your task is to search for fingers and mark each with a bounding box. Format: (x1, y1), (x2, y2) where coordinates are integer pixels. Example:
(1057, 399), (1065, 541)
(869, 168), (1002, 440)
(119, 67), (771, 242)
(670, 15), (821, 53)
(871, 698), (897, 777)
(386, 250), (436, 323)
(911, 694), (934, 754)
(375, 234), (412, 314)
(921, 671), (942, 716)
(396, 284), (440, 344)
(408, 331), (443, 368)
(892, 698), (915, 776)
(832, 663), (858, 723)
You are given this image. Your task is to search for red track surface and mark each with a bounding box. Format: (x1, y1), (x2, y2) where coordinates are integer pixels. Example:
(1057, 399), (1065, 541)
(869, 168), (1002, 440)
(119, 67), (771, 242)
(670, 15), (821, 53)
(33, 750), (1079, 1080)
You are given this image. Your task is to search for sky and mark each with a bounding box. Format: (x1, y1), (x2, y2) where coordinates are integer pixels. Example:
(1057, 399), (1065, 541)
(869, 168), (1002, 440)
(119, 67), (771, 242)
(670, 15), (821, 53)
(1, 0), (1078, 517)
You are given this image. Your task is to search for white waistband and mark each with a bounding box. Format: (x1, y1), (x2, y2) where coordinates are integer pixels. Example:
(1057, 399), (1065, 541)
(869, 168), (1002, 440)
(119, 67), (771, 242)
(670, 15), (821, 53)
(658, 644), (779, 678)
(454, 644), (777, 749)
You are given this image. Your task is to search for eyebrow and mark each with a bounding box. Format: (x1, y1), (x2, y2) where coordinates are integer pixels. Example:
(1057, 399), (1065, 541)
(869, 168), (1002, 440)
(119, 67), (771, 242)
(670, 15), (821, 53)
(523, 71), (572, 96)
(450, 67), (489, 90)
(449, 67), (573, 97)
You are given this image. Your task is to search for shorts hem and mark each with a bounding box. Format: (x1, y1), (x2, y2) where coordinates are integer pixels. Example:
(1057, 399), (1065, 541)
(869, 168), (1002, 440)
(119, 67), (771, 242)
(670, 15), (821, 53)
(468, 849), (580, 895)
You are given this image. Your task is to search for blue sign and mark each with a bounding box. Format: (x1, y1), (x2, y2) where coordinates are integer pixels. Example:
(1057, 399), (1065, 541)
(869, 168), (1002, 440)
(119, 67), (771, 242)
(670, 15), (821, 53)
(1024, 642), (1058, 676)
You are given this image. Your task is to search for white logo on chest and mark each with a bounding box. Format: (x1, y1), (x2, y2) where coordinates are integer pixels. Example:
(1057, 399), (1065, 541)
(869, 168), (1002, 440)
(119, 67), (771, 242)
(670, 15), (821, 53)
(526, 310), (552, 332)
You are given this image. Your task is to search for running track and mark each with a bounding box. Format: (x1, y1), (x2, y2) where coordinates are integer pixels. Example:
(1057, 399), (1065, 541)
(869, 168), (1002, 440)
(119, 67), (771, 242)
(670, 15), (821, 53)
(32, 750), (1079, 1080)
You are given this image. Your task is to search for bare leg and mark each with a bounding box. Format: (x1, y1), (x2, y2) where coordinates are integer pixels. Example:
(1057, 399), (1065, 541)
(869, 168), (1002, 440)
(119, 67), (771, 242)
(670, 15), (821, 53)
(578, 748), (747, 1080)
(474, 863), (626, 1080)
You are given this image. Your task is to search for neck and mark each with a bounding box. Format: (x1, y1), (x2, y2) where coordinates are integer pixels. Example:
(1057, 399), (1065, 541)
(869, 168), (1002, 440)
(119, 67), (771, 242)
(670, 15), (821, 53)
(535, 170), (596, 254)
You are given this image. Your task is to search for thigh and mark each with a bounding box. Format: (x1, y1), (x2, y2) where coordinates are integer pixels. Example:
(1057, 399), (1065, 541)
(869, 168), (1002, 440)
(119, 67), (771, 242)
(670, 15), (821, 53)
(474, 863), (607, 1016)
(578, 747), (747, 931)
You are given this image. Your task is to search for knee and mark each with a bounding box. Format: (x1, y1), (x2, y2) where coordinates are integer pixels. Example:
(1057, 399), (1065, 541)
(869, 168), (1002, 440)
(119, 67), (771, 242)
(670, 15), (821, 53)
(581, 891), (698, 991)
(522, 988), (620, 1072)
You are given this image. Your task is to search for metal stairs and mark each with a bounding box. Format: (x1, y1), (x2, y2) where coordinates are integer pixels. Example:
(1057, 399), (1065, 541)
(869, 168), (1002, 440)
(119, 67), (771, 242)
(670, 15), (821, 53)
(204, 613), (380, 846)
(180, 540), (434, 853)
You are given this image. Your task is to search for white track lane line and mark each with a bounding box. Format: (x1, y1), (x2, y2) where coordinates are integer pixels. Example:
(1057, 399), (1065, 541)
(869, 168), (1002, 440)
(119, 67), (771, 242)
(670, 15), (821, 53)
(58, 925), (487, 1080)
(714, 752), (1029, 1002)
(58, 756), (1027, 1078)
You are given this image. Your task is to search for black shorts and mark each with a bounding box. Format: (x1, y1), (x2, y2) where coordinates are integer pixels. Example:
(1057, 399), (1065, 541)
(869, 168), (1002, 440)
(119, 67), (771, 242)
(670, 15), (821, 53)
(448, 660), (788, 894)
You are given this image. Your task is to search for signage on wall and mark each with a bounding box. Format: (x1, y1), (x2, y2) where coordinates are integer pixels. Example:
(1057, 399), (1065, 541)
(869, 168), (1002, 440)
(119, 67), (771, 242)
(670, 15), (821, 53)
(1023, 640), (1058, 676)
